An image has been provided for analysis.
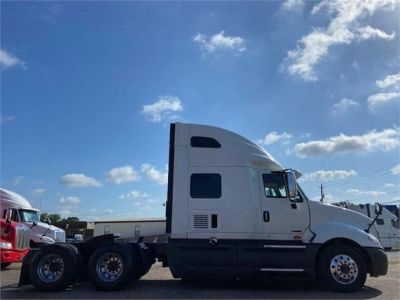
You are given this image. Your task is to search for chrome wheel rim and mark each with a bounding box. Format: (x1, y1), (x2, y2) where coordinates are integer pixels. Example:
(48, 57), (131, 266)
(96, 252), (124, 282)
(330, 254), (358, 284)
(37, 254), (65, 283)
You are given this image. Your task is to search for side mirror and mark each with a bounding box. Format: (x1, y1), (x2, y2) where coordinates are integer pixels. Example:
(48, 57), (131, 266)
(5, 208), (13, 223)
(45, 218), (52, 225)
(375, 203), (383, 216)
(285, 171), (298, 200)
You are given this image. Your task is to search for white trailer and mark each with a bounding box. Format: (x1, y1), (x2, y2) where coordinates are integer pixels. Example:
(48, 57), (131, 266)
(93, 219), (166, 239)
(0, 188), (66, 246)
(346, 203), (400, 250)
(19, 123), (388, 293)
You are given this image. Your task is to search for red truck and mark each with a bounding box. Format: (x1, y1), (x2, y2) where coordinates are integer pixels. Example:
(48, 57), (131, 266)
(1, 209), (30, 269)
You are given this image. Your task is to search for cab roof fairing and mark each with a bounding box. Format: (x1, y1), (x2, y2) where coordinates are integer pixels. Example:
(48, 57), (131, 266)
(174, 123), (285, 172)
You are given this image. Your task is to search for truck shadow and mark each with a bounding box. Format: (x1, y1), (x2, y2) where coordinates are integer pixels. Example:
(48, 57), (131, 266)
(1, 278), (382, 299)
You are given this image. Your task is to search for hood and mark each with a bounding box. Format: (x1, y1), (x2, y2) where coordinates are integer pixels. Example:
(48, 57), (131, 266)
(309, 201), (373, 231)
(24, 221), (64, 234)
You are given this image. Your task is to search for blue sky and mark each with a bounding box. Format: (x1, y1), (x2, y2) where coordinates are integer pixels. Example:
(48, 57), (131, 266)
(1, 0), (399, 220)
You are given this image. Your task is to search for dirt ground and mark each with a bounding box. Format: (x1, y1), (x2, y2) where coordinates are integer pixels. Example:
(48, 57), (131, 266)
(1, 251), (399, 299)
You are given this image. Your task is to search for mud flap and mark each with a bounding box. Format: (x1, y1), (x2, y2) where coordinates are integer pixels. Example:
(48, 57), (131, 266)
(18, 249), (40, 287)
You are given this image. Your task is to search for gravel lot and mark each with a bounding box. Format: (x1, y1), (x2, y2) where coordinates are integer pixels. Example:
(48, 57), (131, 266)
(1, 251), (399, 299)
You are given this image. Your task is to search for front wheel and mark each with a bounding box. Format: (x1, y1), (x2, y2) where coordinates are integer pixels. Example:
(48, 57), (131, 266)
(318, 244), (367, 292)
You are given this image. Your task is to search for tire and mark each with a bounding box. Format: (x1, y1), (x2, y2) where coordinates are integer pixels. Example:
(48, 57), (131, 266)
(1, 263), (12, 270)
(317, 244), (367, 292)
(62, 244), (84, 280)
(88, 242), (138, 291)
(29, 244), (79, 291)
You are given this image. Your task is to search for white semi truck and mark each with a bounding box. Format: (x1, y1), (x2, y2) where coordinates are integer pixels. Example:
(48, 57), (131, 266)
(0, 188), (66, 247)
(19, 123), (387, 292)
(346, 203), (400, 250)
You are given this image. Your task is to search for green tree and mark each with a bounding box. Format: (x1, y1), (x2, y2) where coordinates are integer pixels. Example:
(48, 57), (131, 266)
(43, 213), (62, 224)
(62, 217), (80, 223)
(40, 213), (48, 223)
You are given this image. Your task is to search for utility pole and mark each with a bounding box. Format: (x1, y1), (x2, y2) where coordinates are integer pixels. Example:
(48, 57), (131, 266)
(320, 184), (325, 203)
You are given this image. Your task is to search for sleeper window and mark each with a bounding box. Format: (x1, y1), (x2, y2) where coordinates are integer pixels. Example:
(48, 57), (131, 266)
(263, 174), (287, 198)
(190, 174), (221, 198)
(191, 136), (221, 148)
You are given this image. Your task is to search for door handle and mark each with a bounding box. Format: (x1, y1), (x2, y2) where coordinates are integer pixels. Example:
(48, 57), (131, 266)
(263, 211), (270, 222)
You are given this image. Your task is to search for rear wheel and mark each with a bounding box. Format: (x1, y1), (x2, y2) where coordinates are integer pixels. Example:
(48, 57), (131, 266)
(88, 243), (140, 291)
(318, 244), (367, 292)
(29, 244), (79, 291)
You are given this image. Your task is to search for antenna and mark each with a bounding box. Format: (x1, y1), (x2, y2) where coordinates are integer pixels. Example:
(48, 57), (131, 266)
(320, 184), (325, 203)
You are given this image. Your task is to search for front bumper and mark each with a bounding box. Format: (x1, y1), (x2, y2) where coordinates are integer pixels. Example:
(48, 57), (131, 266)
(366, 247), (388, 277)
(0, 248), (29, 264)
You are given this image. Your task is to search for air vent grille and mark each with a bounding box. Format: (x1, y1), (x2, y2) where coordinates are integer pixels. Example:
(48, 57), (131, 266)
(193, 214), (209, 229)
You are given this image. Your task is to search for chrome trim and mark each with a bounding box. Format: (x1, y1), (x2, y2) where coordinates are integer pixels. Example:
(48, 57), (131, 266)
(15, 225), (30, 250)
(260, 268), (304, 272)
(263, 245), (306, 249)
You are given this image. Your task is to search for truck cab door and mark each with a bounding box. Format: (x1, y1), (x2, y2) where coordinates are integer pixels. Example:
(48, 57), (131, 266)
(238, 172), (311, 273)
(260, 172), (309, 239)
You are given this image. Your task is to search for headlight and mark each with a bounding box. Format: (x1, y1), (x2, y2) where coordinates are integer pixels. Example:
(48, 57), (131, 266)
(0, 242), (13, 249)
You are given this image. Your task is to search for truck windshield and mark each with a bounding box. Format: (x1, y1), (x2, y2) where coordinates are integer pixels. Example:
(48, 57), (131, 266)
(18, 209), (40, 223)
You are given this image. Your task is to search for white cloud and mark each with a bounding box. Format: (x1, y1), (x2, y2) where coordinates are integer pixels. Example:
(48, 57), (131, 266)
(105, 209), (114, 214)
(302, 169), (357, 181)
(141, 96), (183, 122)
(60, 173), (102, 187)
(282, 0), (397, 81)
(59, 209), (71, 217)
(107, 165), (141, 184)
(59, 196), (80, 205)
(311, 193), (339, 203)
(346, 189), (387, 197)
(119, 190), (150, 200)
(367, 92), (400, 109)
(282, 0), (304, 11)
(31, 188), (45, 196)
(0, 115), (15, 124)
(141, 163), (168, 185)
(192, 31), (246, 55)
(331, 98), (359, 115)
(376, 73), (400, 89)
(300, 132), (312, 139)
(356, 26), (395, 41)
(11, 176), (24, 186)
(391, 164), (400, 174)
(294, 128), (400, 157)
(384, 183), (395, 188)
(351, 60), (360, 70)
(258, 131), (292, 145)
(0, 49), (26, 70)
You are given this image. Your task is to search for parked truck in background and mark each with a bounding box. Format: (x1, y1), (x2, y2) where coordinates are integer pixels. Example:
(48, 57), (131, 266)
(19, 123), (388, 292)
(1, 209), (31, 269)
(0, 188), (66, 247)
(345, 203), (400, 250)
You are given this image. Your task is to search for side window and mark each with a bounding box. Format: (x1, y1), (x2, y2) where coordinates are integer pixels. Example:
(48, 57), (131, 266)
(10, 209), (19, 222)
(191, 136), (221, 148)
(262, 174), (287, 198)
(376, 218), (385, 225)
(190, 174), (221, 198)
